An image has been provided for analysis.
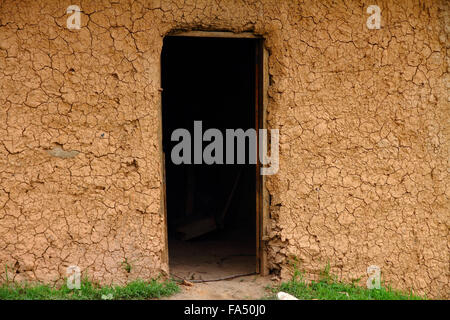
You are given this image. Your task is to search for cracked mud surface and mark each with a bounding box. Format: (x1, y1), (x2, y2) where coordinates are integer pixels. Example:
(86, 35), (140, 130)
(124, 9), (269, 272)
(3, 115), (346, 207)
(0, 0), (448, 298)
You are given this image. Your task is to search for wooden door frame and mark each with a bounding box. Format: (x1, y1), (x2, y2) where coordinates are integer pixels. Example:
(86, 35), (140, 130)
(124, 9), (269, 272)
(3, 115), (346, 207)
(160, 31), (269, 276)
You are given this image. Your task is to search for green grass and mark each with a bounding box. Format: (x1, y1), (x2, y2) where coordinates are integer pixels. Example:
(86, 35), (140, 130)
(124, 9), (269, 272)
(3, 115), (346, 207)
(268, 266), (426, 300)
(0, 278), (180, 300)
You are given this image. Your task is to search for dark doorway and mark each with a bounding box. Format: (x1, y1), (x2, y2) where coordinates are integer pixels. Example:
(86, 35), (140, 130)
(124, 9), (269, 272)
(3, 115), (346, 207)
(161, 35), (262, 281)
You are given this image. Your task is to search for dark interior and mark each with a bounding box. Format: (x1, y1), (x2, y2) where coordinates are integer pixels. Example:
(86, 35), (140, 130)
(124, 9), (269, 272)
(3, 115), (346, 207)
(161, 36), (257, 280)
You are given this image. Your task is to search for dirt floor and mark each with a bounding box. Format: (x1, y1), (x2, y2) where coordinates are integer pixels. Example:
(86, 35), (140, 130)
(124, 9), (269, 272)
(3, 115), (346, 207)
(165, 274), (274, 300)
(165, 228), (275, 299)
(168, 229), (254, 278)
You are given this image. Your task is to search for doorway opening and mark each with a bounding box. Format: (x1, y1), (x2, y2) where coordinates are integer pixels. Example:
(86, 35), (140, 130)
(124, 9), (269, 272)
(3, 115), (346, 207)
(161, 34), (263, 281)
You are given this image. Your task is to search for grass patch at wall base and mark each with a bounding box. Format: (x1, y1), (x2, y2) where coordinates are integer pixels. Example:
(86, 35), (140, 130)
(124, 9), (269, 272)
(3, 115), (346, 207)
(269, 267), (425, 300)
(0, 278), (179, 300)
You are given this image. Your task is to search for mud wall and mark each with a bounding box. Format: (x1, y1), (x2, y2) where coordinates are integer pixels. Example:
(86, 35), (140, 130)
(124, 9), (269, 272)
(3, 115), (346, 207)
(0, 0), (448, 298)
